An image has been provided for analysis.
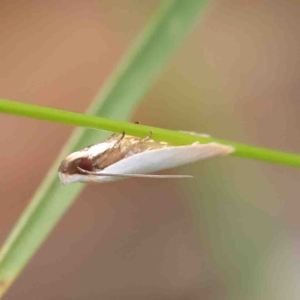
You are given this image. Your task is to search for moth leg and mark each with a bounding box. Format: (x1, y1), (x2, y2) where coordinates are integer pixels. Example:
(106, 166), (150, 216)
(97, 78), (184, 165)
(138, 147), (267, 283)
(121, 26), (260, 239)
(139, 130), (153, 143)
(106, 133), (117, 141)
(115, 131), (125, 146)
(77, 166), (92, 174)
(106, 131), (126, 142)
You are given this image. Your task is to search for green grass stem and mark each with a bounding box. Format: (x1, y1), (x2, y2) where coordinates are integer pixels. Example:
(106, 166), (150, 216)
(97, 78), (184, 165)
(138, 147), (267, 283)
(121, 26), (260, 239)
(1, 98), (300, 169)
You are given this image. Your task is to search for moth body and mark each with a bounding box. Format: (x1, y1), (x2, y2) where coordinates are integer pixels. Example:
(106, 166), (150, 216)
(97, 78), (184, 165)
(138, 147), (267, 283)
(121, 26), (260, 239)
(58, 132), (234, 185)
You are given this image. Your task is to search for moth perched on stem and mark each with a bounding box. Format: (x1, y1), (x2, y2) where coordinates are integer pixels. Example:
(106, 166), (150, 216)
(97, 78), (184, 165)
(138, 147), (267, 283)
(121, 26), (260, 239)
(58, 131), (234, 185)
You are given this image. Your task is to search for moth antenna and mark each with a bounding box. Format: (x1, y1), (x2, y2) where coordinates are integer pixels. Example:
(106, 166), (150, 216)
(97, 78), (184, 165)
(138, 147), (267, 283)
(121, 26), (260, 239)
(77, 167), (192, 179)
(98, 173), (193, 179)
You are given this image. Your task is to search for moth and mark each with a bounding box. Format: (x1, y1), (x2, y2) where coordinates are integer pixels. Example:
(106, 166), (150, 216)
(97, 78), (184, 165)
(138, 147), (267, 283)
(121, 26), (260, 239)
(58, 131), (234, 185)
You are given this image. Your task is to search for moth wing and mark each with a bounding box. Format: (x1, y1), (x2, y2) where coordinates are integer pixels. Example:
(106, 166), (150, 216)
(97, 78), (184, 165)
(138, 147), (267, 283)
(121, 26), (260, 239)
(179, 131), (211, 138)
(91, 142), (234, 182)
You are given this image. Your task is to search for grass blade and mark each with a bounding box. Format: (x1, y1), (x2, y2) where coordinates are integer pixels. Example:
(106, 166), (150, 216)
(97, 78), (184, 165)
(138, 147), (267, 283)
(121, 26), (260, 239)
(0, 0), (210, 297)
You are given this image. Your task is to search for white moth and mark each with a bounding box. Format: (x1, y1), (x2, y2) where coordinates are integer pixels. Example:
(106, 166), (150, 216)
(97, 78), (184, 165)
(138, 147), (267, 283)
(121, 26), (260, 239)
(58, 132), (234, 185)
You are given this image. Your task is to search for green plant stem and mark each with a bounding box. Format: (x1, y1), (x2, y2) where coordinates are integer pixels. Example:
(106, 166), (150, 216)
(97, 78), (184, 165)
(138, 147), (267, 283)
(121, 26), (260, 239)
(1, 98), (300, 168)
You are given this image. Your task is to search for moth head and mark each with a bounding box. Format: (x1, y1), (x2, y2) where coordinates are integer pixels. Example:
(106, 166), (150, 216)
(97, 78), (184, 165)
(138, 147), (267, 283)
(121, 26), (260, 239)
(58, 141), (117, 184)
(58, 151), (94, 185)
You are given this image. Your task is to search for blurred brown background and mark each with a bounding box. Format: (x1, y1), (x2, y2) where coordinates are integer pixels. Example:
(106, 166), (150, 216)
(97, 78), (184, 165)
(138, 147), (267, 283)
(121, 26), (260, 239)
(1, 0), (300, 299)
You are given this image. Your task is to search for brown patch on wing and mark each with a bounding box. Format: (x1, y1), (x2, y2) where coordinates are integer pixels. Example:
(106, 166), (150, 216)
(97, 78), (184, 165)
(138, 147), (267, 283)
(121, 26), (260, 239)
(93, 136), (170, 169)
(93, 146), (126, 169)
